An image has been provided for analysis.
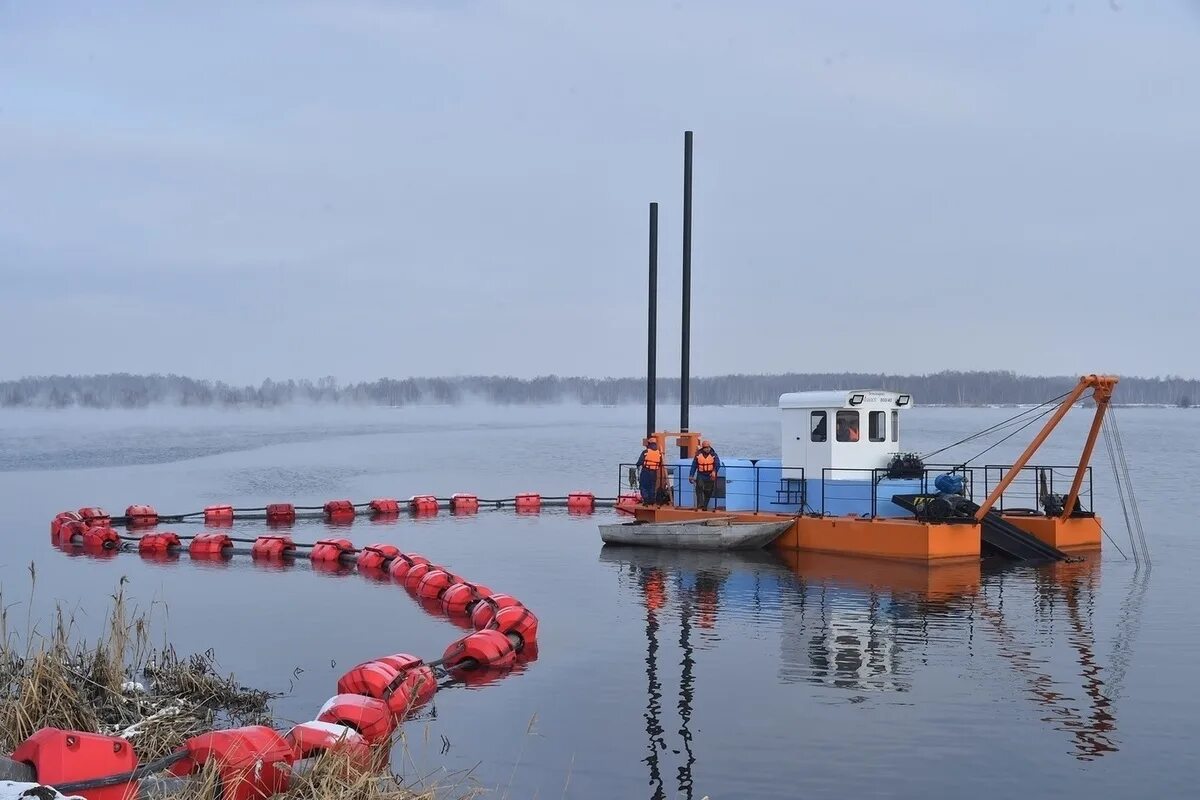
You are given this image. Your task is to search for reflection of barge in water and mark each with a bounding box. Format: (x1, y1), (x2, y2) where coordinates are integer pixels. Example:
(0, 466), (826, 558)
(600, 544), (1145, 768)
(614, 133), (1136, 564)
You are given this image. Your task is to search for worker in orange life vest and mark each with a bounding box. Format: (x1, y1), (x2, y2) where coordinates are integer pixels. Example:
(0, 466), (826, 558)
(689, 440), (721, 510)
(635, 439), (663, 504)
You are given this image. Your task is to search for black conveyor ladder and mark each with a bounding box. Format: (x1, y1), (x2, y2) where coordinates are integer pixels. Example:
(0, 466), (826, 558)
(965, 502), (1070, 563)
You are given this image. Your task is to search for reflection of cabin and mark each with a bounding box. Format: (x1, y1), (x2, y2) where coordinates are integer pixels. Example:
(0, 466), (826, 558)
(670, 389), (916, 515)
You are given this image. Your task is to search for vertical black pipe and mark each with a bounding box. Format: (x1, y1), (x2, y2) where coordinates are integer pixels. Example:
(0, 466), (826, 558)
(680, 130), (693, 457)
(647, 202), (658, 440)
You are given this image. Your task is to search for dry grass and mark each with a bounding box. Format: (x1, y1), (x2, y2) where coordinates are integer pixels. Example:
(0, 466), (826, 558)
(0, 565), (481, 799)
(0, 567), (272, 761)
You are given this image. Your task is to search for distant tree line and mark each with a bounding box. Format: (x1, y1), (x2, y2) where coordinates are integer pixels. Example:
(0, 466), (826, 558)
(0, 371), (1195, 410)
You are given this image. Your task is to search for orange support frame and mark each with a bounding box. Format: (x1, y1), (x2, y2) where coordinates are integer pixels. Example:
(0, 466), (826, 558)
(974, 375), (1118, 521)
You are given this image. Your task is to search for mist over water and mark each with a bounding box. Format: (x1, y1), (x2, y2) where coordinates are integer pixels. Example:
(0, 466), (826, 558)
(1, 404), (1195, 798)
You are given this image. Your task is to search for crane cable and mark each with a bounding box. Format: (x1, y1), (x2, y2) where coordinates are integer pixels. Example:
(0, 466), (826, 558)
(919, 390), (1074, 461)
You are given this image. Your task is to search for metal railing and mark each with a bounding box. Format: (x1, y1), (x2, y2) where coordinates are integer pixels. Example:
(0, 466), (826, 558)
(982, 465), (1094, 515)
(819, 464), (973, 518)
(618, 462), (972, 518)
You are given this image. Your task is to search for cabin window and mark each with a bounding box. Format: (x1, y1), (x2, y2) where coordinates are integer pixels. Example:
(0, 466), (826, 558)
(836, 410), (860, 442)
(891, 410), (899, 442)
(810, 411), (827, 442)
(869, 411), (886, 442)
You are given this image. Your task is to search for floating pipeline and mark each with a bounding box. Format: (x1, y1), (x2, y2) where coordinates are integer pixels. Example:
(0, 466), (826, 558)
(17, 514), (541, 800)
(47, 492), (635, 533)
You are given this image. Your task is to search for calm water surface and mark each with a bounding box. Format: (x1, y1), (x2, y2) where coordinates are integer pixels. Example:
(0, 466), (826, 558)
(0, 404), (1195, 798)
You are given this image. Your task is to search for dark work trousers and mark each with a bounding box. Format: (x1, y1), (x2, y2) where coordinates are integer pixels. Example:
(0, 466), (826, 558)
(694, 475), (715, 509)
(639, 468), (659, 504)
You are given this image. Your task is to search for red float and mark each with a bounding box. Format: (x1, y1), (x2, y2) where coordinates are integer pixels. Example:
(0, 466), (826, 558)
(357, 544), (400, 571)
(490, 605), (539, 650)
(170, 726), (294, 800)
(387, 552), (429, 581)
(408, 495), (439, 515)
(368, 498), (400, 516)
(443, 629), (516, 671)
(310, 538), (354, 563)
(204, 504), (235, 525)
(471, 593), (523, 630)
(316, 694), (395, 746)
(285, 721), (371, 770)
(441, 582), (493, 616)
(189, 532), (232, 558)
(50, 511), (81, 541)
(450, 493), (479, 513)
(402, 561), (437, 593)
(55, 519), (86, 545)
(78, 507), (110, 527)
(82, 526), (120, 551)
(125, 504), (158, 527)
(139, 532), (181, 553)
(266, 503), (296, 524)
(514, 493), (541, 512)
(324, 500), (356, 522)
(415, 569), (457, 601)
(12, 729), (137, 800)
(251, 535), (295, 561)
(336, 654), (437, 718)
(566, 492), (595, 513)
(615, 493), (641, 516)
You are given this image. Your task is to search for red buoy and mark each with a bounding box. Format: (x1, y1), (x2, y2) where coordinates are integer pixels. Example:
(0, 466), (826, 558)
(441, 582), (493, 616)
(408, 495), (438, 515)
(170, 726), (294, 800)
(566, 492), (595, 513)
(357, 544), (400, 571)
(310, 538), (354, 563)
(125, 504), (158, 527)
(54, 518), (85, 545)
(616, 493), (641, 516)
(316, 694), (395, 746)
(323, 500), (356, 522)
(82, 526), (120, 551)
(450, 493), (479, 514)
(442, 629), (516, 671)
(204, 504), (235, 525)
(514, 493), (541, 512)
(415, 569), (457, 601)
(139, 532), (181, 553)
(189, 532), (232, 558)
(78, 507), (110, 527)
(490, 605), (539, 650)
(251, 535), (295, 561)
(285, 721), (371, 770)
(266, 503), (296, 524)
(12, 729), (137, 800)
(51, 511), (81, 541)
(368, 498), (400, 516)
(471, 593), (523, 630)
(402, 561), (437, 593)
(337, 654), (437, 718)
(388, 553), (429, 581)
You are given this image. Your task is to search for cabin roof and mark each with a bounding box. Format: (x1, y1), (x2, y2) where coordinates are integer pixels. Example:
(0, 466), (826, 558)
(778, 389), (912, 409)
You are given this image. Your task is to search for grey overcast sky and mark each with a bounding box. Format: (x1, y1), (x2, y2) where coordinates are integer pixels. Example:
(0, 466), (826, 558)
(2, 1), (1198, 383)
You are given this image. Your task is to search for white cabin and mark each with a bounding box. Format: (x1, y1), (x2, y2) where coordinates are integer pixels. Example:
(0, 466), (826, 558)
(779, 390), (913, 480)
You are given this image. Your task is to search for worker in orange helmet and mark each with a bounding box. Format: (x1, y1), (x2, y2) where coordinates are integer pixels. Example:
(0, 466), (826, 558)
(689, 440), (721, 510)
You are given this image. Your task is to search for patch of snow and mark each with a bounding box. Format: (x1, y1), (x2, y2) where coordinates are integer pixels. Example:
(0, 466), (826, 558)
(0, 781), (84, 800)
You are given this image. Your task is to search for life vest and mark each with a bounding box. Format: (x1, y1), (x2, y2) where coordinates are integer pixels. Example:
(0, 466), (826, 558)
(695, 452), (716, 475)
(642, 448), (662, 470)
